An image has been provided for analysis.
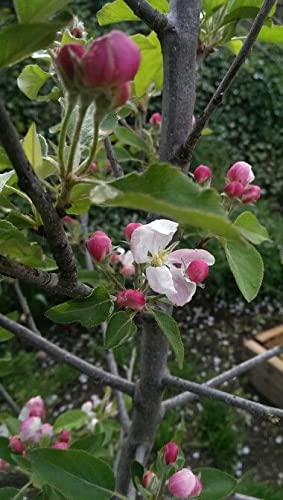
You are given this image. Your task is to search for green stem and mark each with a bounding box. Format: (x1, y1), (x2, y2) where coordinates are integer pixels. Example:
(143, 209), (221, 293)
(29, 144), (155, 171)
(76, 117), (100, 176)
(155, 470), (167, 500)
(14, 480), (32, 499)
(58, 100), (75, 177)
(66, 104), (88, 176)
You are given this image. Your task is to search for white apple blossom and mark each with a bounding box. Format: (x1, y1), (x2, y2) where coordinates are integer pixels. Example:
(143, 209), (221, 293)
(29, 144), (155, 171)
(131, 219), (215, 307)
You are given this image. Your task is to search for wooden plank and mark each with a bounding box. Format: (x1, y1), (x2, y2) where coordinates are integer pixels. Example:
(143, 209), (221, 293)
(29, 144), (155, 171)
(244, 339), (283, 373)
(256, 324), (283, 343)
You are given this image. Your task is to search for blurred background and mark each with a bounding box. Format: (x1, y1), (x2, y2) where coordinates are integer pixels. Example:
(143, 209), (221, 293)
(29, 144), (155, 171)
(0, 1), (282, 497)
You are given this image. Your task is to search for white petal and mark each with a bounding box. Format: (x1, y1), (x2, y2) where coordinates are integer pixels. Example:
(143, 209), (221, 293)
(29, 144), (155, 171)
(168, 249), (215, 267)
(122, 250), (134, 267)
(166, 267), (197, 307)
(131, 219), (178, 264)
(146, 266), (176, 295)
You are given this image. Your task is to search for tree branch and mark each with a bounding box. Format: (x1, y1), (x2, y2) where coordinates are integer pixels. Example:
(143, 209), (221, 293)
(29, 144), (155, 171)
(106, 350), (131, 434)
(176, 0), (277, 167)
(163, 375), (283, 420)
(0, 255), (91, 298)
(123, 0), (169, 32)
(104, 137), (124, 178)
(159, 0), (201, 163)
(0, 314), (135, 396)
(163, 343), (283, 412)
(14, 280), (40, 334)
(0, 383), (20, 415)
(0, 100), (78, 284)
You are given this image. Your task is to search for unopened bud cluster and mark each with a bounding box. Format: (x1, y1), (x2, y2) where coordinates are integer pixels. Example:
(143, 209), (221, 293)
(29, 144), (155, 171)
(56, 30), (140, 111)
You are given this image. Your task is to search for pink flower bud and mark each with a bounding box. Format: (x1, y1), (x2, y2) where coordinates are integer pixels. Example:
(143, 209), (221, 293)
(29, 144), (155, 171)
(20, 417), (42, 443)
(150, 112), (162, 125)
(116, 289), (145, 311)
(59, 430), (71, 443)
(124, 222), (143, 242)
(121, 265), (135, 276)
(191, 475), (203, 497)
(186, 259), (209, 283)
(163, 441), (179, 464)
(224, 181), (244, 198)
(90, 161), (97, 172)
(26, 396), (45, 419)
(227, 161), (254, 186)
(142, 470), (156, 488)
(52, 441), (69, 450)
(64, 215), (78, 224)
(56, 44), (85, 89)
(0, 459), (9, 471)
(82, 31), (140, 88)
(39, 423), (53, 439)
(86, 230), (112, 261)
(168, 469), (201, 498)
(112, 81), (131, 108)
(194, 165), (212, 184)
(9, 435), (25, 454)
(242, 185), (261, 204)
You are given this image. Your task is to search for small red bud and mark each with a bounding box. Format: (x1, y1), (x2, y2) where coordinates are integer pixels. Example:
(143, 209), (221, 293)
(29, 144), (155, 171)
(52, 441), (69, 450)
(186, 260), (209, 283)
(150, 112), (162, 125)
(116, 289), (145, 311)
(9, 435), (25, 454)
(56, 43), (85, 90)
(124, 222), (143, 242)
(224, 181), (244, 198)
(59, 429), (71, 443)
(90, 161), (97, 172)
(86, 231), (112, 261)
(111, 81), (131, 108)
(163, 441), (179, 464)
(227, 161), (254, 186)
(142, 470), (156, 488)
(194, 165), (212, 184)
(242, 185), (261, 204)
(168, 469), (202, 498)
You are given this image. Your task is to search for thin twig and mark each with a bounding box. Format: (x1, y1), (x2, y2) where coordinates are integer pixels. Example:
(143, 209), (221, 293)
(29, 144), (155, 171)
(106, 350), (131, 434)
(176, 0), (277, 167)
(127, 347), (137, 382)
(163, 343), (283, 412)
(123, 0), (169, 32)
(163, 375), (283, 420)
(104, 137), (124, 178)
(0, 100), (78, 284)
(14, 280), (40, 334)
(80, 214), (94, 271)
(0, 384), (20, 415)
(0, 314), (135, 396)
(0, 255), (91, 298)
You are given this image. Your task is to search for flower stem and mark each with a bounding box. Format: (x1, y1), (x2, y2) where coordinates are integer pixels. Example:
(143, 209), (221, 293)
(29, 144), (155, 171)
(58, 100), (75, 177)
(14, 480), (32, 499)
(155, 470), (167, 500)
(66, 103), (88, 177)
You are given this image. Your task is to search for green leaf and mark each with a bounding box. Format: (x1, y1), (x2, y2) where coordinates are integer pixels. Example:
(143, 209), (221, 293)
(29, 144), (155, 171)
(224, 239), (264, 302)
(0, 488), (21, 499)
(0, 312), (19, 342)
(233, 211), (270, 245)
(30, 449), (115, 500)
(68, 183), (92, 215)
(71, 433), (106, 454)
(45, 286), (113, 326)
(152, 309), (184, 368)
(14, 0), (71, 23)
(36, 158), (57, 179)
(132, 32), (163, 96)
(0, 18), (71, 70)
(0, 147), (12, 171)
(105, 312), (136, 349)
(17, 64), (50, 100)
(0, 437), (16, 465)
(225, 38), (243, 54)
(222, 0), (276, 26)
(23, 123), (42, 169)
(97, 0), (168, 25)
(90, 163), (240, 240)
(114, 126), (148, 152)
(258, 25), (283, 44)
(53, 410), (89, 433)
(0, 171), (14, 192)
(195, 467), (237, 500)
(202, 0), (226, 17)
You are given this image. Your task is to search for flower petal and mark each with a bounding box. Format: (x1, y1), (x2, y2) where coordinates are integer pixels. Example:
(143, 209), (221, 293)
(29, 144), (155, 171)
(146, 266), (176, 295)
(166, 267), (197, 307)
(168, 249), (215, 267)
(131, 219), (178, 264)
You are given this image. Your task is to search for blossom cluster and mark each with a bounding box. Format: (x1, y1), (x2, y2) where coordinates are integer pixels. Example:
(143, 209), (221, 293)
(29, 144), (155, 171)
(56, 30), (140, 109)
(87, 219), (215, 309)
(193, 161), (261, 204)
(8, 396), (71, 455)
(141, 441), (202, 498)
